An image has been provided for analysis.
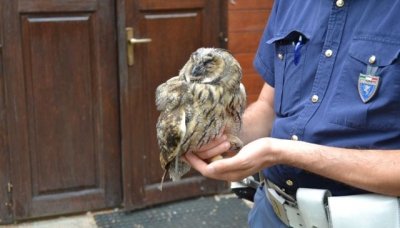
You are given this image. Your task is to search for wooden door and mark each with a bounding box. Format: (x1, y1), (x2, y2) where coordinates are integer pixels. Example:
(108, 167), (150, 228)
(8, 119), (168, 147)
(0, 4), (13, 222)
(121, 0), (229, 209)
(2, 0), (121, 219)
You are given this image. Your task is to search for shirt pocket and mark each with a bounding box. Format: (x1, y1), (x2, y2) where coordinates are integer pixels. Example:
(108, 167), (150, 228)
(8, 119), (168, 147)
(328, 38), (400, 130)
(267, 31), (310, 117)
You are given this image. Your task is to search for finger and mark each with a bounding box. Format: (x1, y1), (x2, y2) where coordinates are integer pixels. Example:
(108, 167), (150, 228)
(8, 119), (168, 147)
(183, 152), (209, 175)
(206, 158), (235, 175)
(196, 125), (226, 152)
(204, 159), (244, 181)
(186, 153), (250, 182)
(207, 154), (250, 177)
(195, 141), (230, 160)
(198, 134), (228, 152)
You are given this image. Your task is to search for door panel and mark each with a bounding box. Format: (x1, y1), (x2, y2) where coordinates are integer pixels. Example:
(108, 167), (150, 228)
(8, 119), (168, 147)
(3, 0), (121, 219)
(21, 15), (97, 195)
(122, 0), (228, 209)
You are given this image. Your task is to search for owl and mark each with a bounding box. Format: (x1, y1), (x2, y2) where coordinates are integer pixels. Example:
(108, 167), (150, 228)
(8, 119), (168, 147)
(156, 47), (246, 189)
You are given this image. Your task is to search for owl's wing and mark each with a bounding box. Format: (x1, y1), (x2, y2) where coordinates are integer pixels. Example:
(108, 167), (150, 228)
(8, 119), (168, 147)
(157, 106), (186, 168)
(155, 76), (191, 112)
(226, 83), (247, 131)
(219, 83), (246, 151)
(157, 106), (187, 187)
(238, 83), (247, 117)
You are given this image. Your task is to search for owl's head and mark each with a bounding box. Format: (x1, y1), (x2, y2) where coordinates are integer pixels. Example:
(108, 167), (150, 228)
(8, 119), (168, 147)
(180, 48), (241, 84)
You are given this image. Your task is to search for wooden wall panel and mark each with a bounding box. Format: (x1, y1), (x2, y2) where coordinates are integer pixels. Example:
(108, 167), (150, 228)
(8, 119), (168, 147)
(227, 0), (273, 105)
(242, 73), (265, 92)
(228, 31), (263, 54)
(228, 10), (269, 32)
(235, 53), (256, 74)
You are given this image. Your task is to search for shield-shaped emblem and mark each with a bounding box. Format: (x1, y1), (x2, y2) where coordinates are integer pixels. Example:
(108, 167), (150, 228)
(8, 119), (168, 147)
(358, 73), (380, 103)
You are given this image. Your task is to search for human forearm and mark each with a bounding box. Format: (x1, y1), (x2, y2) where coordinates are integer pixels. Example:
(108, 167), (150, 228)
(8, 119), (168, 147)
(276, 139), (400, 196)
(188, 136), (400, 196)
(239, 83), (275, 145)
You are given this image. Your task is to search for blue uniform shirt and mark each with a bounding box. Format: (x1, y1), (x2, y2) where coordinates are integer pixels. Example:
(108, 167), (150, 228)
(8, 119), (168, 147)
(254, 0), (400, 196)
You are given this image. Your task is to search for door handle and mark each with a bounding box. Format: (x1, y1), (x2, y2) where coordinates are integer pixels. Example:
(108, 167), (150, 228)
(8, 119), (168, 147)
(129, 38), (152, 44)
(126, 27), (151, 66)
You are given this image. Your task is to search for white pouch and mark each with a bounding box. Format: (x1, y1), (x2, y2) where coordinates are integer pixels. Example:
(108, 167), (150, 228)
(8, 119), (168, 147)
(297, 188), (331, 228)
(327, 194), (400, 228)
(297, 188), (400, 228)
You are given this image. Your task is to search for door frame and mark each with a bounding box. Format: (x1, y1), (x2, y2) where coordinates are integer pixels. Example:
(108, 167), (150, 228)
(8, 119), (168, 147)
(0, 1), (13, 223)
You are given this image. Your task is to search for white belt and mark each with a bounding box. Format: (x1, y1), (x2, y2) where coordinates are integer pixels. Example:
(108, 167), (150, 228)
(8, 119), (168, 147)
(264, 179), (400, 228)
(264, 180), (330, 228)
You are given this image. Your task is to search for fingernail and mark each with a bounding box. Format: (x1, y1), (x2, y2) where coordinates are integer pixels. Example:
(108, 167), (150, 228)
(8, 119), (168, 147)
(223, 142), (230, 149)
(222, 134), (228, 141)
(207, 164), (215, 174)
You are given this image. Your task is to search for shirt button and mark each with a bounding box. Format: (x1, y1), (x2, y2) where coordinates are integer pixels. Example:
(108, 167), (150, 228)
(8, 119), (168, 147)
(311, 95), (319, 103)
(325, 49), (333, 58)
(291, 135), (298, 141)
(336, 0), (344, 7)
(278, 54), (284, 60)
(286, 180), (294, 186)
(369, 55), (376, 64)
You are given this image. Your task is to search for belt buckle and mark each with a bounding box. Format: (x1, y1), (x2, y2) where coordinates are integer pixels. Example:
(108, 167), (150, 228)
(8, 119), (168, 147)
(266, 187), (291, 226)
(265, 183), (306, 228)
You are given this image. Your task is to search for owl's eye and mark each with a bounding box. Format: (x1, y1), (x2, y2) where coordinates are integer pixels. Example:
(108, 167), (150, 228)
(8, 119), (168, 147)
(204, 59), (214, 66)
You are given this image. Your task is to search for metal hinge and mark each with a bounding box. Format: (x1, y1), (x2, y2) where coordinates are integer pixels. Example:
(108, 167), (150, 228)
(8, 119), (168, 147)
(7, 183), (12, 193)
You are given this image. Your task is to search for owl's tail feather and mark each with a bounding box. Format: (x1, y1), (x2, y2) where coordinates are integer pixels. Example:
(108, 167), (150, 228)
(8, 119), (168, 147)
(159, 162), (171, 191)
(159, 170), (168, 191)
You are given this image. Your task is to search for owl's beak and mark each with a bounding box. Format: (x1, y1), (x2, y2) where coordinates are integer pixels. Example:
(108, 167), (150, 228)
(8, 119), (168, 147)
(191, 65), (203, 76)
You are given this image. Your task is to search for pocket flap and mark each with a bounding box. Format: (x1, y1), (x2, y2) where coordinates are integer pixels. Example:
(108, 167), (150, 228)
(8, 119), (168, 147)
(349, 39), (400, 66)
(266, 30), (311, 44)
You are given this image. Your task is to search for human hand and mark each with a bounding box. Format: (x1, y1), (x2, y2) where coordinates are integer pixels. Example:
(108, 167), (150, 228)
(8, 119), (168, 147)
(181, 128), (231, 163)
(183, 138), (277, 182)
